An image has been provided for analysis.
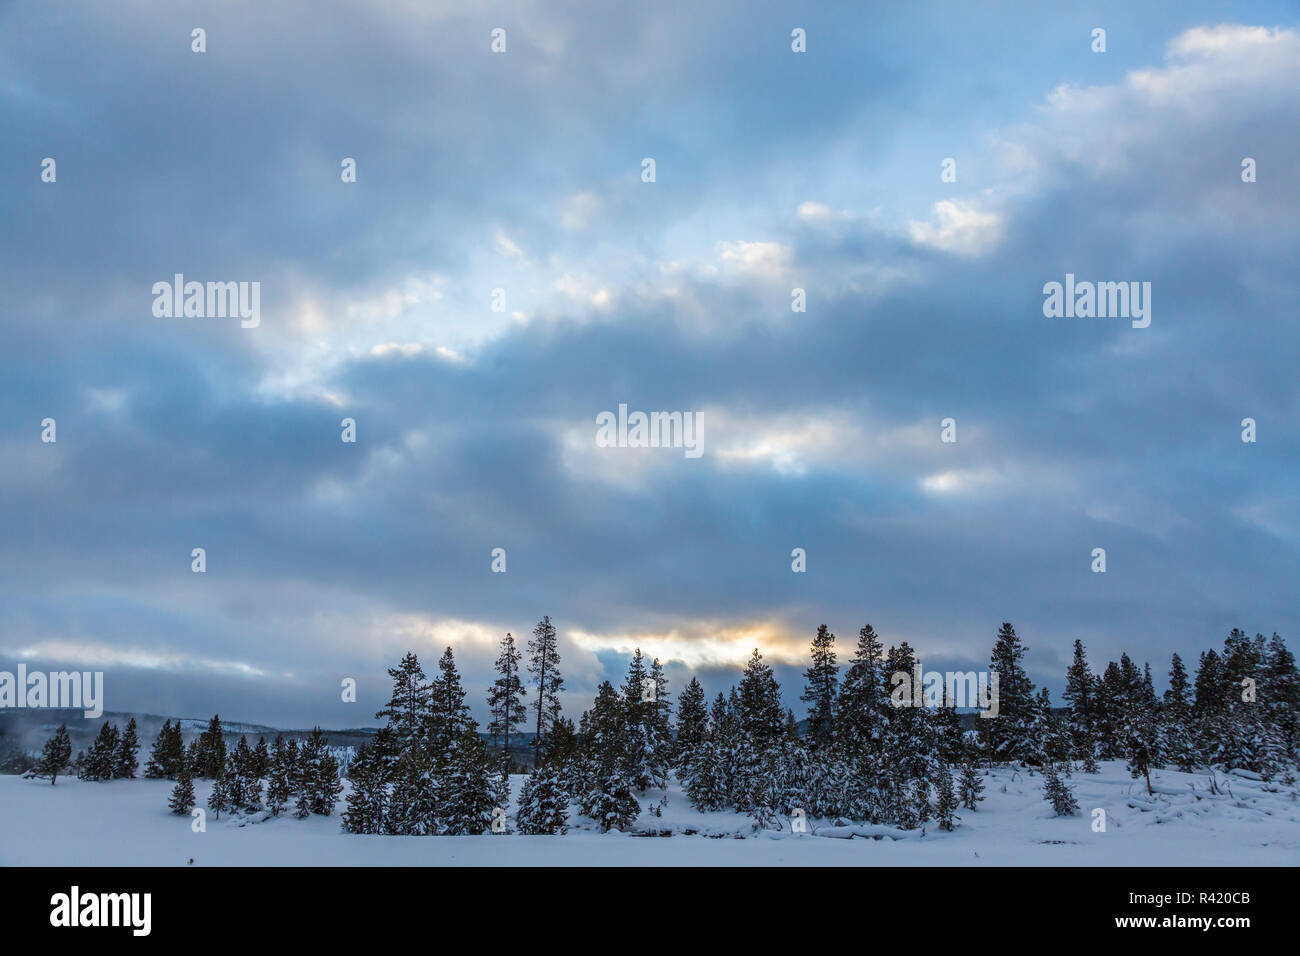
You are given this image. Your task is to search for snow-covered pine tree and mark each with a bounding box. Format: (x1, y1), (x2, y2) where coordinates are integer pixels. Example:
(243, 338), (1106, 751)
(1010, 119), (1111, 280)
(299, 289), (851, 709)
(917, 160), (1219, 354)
(646, 657), (673, 791)
(934, 766), (959, 831)
(252, 736), (270, 778)
(439, 725), (495, 835)
(428, 646), (473, 759)
(527, 616), (564, 763)
(1262, 633), (1299, 762)
(737, 648), (785, 747)
(621, 648), (655, 791)
(266, 735), (293, 816)
(674, 676), (708, 771)
(208, 769), (230, 820)
(515, 760), (569, 834)
(342, 740), (388, 834)
(934, 682), (964, 765)
(311, 730), (343, 815)
(223, 751), (247, 812)
(800, 624), (839, 750)
(195, 714), (227, 779)
(144, 719), (183, 779)
(1116, 653), (1159, 794)
(883, 642), (934, 783)
(238, 735), (263, 812)
(32, 724), (72, 785)
(979, 623), (1036, 764)
(1062, 639), (1100, 769)
(115, 717), (140, 779)
(79, 722), (119, 781)
(1161, 653), (1198, 771)
(1041, 762), (1079, 816)
(375, 652), (432, 753)
(169, 757), (195, 815)
(684, 737), (728, 811)
(487, 631), (527, 768)
(958, 760), (985, 810)
(386, 744), (437, 835)
(836, 624), (887, 765)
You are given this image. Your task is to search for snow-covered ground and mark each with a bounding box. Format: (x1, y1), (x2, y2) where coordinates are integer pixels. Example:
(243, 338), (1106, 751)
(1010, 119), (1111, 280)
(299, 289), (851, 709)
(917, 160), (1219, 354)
(2, 762), (1296, 866)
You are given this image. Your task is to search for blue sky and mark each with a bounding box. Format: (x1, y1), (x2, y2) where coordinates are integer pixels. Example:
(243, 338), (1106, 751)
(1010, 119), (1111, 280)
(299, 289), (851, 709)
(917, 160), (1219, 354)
(2, 0), (1298, 727)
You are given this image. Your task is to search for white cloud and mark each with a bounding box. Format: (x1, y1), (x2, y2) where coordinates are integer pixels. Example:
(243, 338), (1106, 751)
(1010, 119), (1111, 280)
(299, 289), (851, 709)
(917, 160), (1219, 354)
(906, 199), (1003, 257)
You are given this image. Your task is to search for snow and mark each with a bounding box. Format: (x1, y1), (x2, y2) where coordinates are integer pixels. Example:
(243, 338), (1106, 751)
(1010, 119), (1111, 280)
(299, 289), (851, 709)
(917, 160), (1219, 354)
(2, 762), (1296, 866)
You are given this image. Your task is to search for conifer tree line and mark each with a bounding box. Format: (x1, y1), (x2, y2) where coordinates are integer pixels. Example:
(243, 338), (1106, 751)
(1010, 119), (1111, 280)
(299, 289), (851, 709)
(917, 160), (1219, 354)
(24, 619), (1297, 836)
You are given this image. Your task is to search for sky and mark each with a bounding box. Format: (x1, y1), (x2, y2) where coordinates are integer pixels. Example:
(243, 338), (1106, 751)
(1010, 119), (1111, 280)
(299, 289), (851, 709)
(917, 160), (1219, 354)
(2, 0), (1298, 729)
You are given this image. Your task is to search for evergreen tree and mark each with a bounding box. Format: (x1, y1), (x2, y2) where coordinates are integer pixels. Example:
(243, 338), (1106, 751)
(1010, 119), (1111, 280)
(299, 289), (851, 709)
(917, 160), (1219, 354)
(487, 631), (527, 766)
(1263, 633), (1299, 760)
(439, 725), (495, 834)
(145, 719), (184, 779)
(115, 717), (140, 779)
(428, 646), (473, 756)
(343, 740), (389, 834)
(934, 767), (959, 831)
(1161, 653), (1198, 771)
(266, 735), (293, 816)
(307, 728), (343, 815)
(79, 722), (120, 781)
(1116, 653), (1159, 794)
(208, 769), (230, 820)
(33, 724), (72, 785)
(515, 761), (569, 834)
(527, 616), (564, 761)
(621, 648), (655, 791)
(979, 623), (1036, 764)
(168, 757), (195, 815)
(1062, 639), (1099, 766)
(223, 751), (247, 811)
(195, 715), (227, 778)
(1042, 762), (1079, 816)
(375, 652), (432, 752)
(837, 624), (887, 764)
(800, 624), (839, 750)
(674, 676), (708, 770)
(958, 760), (985, 810)
(252, 737), (270, 778)
(645, 657), (673, 789)
(737, 648), (785, 746)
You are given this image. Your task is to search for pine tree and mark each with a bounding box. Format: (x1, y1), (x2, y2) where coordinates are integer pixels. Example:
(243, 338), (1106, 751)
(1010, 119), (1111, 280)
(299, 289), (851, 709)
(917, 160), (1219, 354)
(79, 722), (120, 781)
(375, 652), (432, 752)
(342, 740), (388, 834)
(979, 623), (1036, 764)
(1116, 653), (1159, 794)
(515, 761), (569, 834)
(428, 646), (473, 757)
(114, 717), (140, 779)
(195, 715), (227, 778)
(934, 767), (959, 831)
(1042, 762), (1079, 816)
(168, 757), (195, 815)
(440, 726), (495, 834)
(223, 751), (246, 811)
(145, 719), (184, 779)
(737, 648), (784, 746)
(1263, 633), (1299, 761)
(33, 724), (72, 785)
(528, 616), (564, 762)
(386, 744), (437, 835)
(621, 648), (654, 791)
(958, 760), (985, 810)
(1062, 639), (1099, 767)
(487, 631), (527, 766)
(208, 769), (230, 820)
(836, 624), (887, 764)
(1161, 653), (1198, 771)
(674, 676), (708, 772)
(252, 737), (270, 778)
(800, 624), (839, 750)
(266, 735), (293, 816)
(645, 657), (673, 790)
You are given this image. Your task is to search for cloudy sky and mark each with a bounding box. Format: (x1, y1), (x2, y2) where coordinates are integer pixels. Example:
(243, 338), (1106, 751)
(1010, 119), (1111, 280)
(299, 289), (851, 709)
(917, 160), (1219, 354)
(2, 1), (1297, 728)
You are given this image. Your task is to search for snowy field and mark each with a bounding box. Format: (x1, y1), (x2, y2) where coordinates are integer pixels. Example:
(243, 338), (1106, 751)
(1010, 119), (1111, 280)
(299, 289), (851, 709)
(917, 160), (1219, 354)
(2, 762), (1296, 866)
